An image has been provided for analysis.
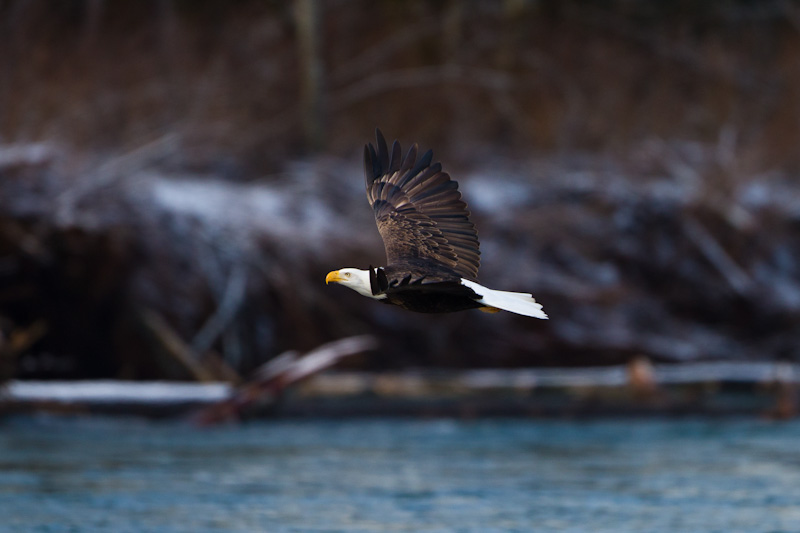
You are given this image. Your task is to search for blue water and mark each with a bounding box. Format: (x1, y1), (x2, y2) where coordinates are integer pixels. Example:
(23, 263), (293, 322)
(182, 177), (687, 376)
(1, 417), (799, 532)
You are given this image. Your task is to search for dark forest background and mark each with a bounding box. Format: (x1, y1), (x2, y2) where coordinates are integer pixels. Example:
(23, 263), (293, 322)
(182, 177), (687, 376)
(2, 0), (800, 381)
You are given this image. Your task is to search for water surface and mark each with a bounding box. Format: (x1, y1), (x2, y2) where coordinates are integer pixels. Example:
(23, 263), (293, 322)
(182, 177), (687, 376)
(1, 417), (799, 532)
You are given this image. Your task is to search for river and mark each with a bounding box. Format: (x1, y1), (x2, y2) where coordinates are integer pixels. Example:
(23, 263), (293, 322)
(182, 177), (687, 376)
(1, 416), (799, 532)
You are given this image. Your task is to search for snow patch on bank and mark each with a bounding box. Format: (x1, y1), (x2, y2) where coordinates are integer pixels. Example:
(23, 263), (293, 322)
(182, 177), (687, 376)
(4, 380), (231, 404)
(147, 177), (346, 251)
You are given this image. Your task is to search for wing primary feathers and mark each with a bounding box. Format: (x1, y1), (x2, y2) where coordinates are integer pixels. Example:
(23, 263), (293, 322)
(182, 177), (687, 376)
(403, 163), (443, 191)
(364, 130), (482, 280)
(366, 130), (403, 180)
(365, 143), (382, 184)
(401, 144), (418, 173)
(376, 129), (390, 172)
(412, 149), (434, 178)
(389, 140), (402, 173)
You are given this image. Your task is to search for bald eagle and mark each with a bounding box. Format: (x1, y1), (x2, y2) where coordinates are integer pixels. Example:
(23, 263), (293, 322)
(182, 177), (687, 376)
(326, 130), (547, 319)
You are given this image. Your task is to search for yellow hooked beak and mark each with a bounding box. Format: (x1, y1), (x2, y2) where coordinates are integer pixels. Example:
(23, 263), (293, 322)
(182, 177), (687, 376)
(325, 270), (343, 284)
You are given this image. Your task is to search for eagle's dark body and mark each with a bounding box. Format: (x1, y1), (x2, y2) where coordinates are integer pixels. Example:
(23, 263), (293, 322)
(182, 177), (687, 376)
(369, 260), (484, 313)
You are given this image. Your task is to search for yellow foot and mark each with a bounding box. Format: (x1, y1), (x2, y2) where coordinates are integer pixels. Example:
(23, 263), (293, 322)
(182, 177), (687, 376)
(478, 306), (501, 313)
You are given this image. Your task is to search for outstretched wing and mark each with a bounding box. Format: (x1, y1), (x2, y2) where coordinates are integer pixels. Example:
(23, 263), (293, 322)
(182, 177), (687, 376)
(364, 129), (480, 280)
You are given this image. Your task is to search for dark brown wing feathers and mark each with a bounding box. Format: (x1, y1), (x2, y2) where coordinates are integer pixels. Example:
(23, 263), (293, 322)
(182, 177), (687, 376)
(364, 129), (481, 280)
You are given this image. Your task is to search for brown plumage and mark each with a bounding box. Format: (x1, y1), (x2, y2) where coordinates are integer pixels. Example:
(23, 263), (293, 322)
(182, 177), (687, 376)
(365, 129), (480, 281)
(325, 130), (548, 319)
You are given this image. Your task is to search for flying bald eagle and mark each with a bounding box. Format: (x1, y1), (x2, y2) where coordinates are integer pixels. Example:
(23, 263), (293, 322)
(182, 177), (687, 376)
(326, 130), (547, 319)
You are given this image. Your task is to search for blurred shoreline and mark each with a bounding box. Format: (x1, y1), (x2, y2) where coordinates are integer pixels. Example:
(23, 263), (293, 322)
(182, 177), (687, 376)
(2, 140), (800, 380)
(2, 360), (796, 419)
(2, 1), (800, 392)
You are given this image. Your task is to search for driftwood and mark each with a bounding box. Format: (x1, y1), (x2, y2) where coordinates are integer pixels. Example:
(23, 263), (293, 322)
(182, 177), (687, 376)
(1, 335), (375, 418)
(193, 335), (377, 423)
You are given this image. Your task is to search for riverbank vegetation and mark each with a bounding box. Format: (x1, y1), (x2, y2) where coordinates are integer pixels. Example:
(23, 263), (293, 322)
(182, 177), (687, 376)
(2, 1), (800, 388)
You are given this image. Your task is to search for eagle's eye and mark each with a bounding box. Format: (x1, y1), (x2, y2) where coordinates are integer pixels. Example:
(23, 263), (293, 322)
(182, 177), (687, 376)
(344, 272), (351, 278)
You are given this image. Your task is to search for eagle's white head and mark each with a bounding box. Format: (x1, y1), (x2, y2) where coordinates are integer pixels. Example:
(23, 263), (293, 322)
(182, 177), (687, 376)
(326, 268), (385, 299)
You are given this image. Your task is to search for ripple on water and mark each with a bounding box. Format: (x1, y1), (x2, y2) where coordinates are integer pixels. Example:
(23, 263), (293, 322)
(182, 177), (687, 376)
(1, 417), (800, 532)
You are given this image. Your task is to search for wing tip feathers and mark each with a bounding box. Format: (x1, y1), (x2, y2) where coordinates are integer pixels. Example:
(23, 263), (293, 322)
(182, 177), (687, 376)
(366, 129), (482, 280)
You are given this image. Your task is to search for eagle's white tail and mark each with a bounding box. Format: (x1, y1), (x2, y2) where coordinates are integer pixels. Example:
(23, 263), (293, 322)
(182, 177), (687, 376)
(461, 279), (548, 319)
